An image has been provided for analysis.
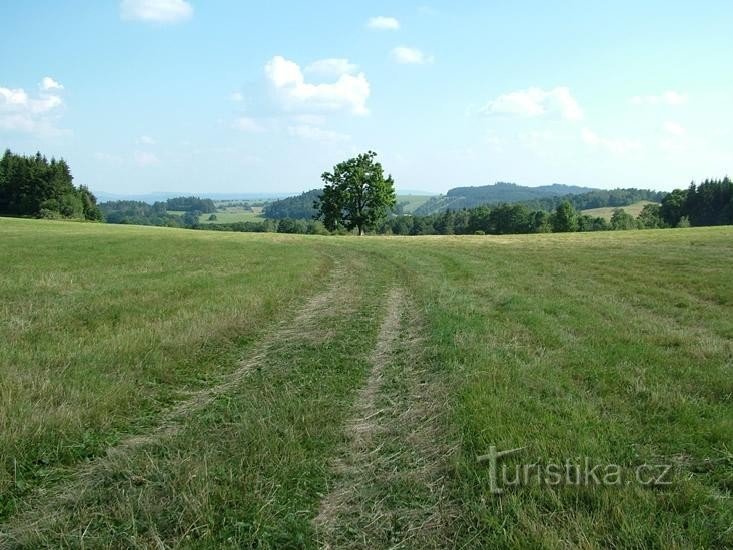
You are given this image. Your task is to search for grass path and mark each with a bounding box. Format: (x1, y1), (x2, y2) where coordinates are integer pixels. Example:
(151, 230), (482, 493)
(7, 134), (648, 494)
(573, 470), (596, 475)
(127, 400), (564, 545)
(4, 260), (347, 518)
(315, 287), (456, 549)
(1, 259), (458, 548)
(1, 256), (366, 547)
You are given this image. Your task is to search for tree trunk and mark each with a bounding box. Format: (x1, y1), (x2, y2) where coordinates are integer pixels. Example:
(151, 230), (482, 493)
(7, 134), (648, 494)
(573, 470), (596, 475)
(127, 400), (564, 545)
(358, 226), (365, 236)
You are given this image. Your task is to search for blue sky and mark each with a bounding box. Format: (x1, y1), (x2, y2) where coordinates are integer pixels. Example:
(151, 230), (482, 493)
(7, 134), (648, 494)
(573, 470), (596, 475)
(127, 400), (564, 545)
(1, 1), (731, 195)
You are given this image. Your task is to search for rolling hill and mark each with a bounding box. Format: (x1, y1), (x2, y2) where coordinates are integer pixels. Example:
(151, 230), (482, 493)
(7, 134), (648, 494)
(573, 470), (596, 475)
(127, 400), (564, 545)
(413, 182), (597, 215)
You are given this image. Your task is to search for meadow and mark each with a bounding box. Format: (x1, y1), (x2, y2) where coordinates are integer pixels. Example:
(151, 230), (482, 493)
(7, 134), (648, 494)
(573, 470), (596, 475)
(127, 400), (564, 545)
(0, 217), (730, 548)
(581, 200), (657, 221)
(167, 206), (265, 225)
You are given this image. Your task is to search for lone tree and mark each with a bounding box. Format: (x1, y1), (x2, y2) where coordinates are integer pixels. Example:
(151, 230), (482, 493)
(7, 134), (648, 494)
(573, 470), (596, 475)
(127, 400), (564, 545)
(315, 151), (396, 235)
(551, 200), (579, 232)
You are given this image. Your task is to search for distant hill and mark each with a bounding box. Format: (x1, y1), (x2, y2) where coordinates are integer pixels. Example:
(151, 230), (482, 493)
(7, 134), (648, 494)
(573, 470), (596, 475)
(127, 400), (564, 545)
(263, 189), (322, 219)
(413, 182), (597, 215)
(95, 191), (295, 204)
(263, 191), (434, 219)
(516, 188), (667, 214)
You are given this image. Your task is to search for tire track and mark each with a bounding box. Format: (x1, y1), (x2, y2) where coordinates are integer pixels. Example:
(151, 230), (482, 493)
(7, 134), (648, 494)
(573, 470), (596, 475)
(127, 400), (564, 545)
(314, 287), (455, 548)
(0, 262), (354, 545)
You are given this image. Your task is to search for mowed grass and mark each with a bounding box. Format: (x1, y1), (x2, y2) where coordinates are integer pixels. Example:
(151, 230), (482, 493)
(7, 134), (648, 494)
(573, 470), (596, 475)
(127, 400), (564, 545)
(0, 218), (334, 518)
(581, 200), (658, 220)
(0, 217), (731, 547)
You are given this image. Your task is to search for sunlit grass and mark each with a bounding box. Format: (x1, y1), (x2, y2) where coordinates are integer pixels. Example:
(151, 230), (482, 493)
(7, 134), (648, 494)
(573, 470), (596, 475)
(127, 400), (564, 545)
(1, 218), (730, 547)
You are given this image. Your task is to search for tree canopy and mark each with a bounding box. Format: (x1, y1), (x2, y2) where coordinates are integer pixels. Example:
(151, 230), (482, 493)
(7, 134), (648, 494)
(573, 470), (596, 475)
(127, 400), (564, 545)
(263, 189), (321, 220)
(165, 196), (216, 213)
(0, 150), (102, 220)
(315, 151), (396, 235)
(659, 178), (733, 227)
(551, 201), (579, 232)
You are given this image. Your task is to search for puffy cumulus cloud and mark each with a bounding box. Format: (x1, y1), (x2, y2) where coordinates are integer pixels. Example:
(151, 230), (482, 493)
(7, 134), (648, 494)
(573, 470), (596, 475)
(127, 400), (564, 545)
(481, 87), (583, 121)
(0, 78), (65, 135)
(138, 135), (156, 144)
(581, 128), (641, 154)
(265, 55), (370, 115)
(391, 46), (433, 65)
(287, 124), (350, 142)
(366, 16), (400, 31)
(120, 0), (193, 23)
(40, 77), (64, 91)
(630, 91), (687, 106)
(305, 58), (358, 78)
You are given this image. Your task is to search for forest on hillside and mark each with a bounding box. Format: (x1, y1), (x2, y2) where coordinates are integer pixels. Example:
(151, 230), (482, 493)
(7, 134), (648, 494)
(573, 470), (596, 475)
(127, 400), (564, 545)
(0, 150), (102, 221)
(99, 196), (217, 226)
(261, 184), (667, 220)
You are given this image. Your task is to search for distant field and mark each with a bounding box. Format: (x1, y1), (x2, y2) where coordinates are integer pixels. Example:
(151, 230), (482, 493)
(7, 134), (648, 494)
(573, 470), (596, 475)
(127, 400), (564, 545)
(199, 206), (264, 224)
(168, 206), (265, 224)
(395, 194), (433, 213)
(0, 218), (730, 547)
(582, 200), (657, 220)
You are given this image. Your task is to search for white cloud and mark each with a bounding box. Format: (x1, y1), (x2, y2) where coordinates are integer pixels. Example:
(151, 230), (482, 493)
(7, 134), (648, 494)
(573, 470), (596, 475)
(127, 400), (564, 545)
(0, 80), (65, 135)
(232, 116), (264, 132)
(305, 58), (358, 78)
(134, 151), (160, 166)
(265, 55), (370, 115)
(288, 124), (350, 142)
(139, 135), (156, 144)
(630, 91), (687, 106)
(391, 46), (433, 65)
(581, 128), (641, 154)
(291, 114), (326, 126)
(366, 16), (400, 31)
(481, 86), (583, 121)
(663, 121), (686, 136)
(229, 91), (244, 102)
(40, 77), (63, 91)
(120, 0), (193, 23)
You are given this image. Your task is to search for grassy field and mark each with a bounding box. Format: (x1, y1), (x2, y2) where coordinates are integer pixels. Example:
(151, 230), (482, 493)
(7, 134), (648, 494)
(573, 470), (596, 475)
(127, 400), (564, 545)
(169, 207), (265, 224)
(395, 194), (433, 213)
(581, 200), (658, 220)
(198, 207), (264, 224)
(0, 218), (731, 548)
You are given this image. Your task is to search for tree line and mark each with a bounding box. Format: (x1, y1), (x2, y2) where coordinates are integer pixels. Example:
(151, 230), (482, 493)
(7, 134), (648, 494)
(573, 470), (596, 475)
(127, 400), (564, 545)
(164, 196), (216, 213)
(262, 189), (321, 219)
(99, 196), (217, 226)
(0, 150), (102, 220)
(659, 179), (733, 227)
(376, 201), (661, 235)
(262, 185), (666, 221)
(2, 149), (731, 237)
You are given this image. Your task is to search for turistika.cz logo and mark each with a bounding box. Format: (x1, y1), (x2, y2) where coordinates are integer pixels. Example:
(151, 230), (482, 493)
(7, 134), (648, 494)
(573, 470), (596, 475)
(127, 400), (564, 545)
(477, 445), (673, 495)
